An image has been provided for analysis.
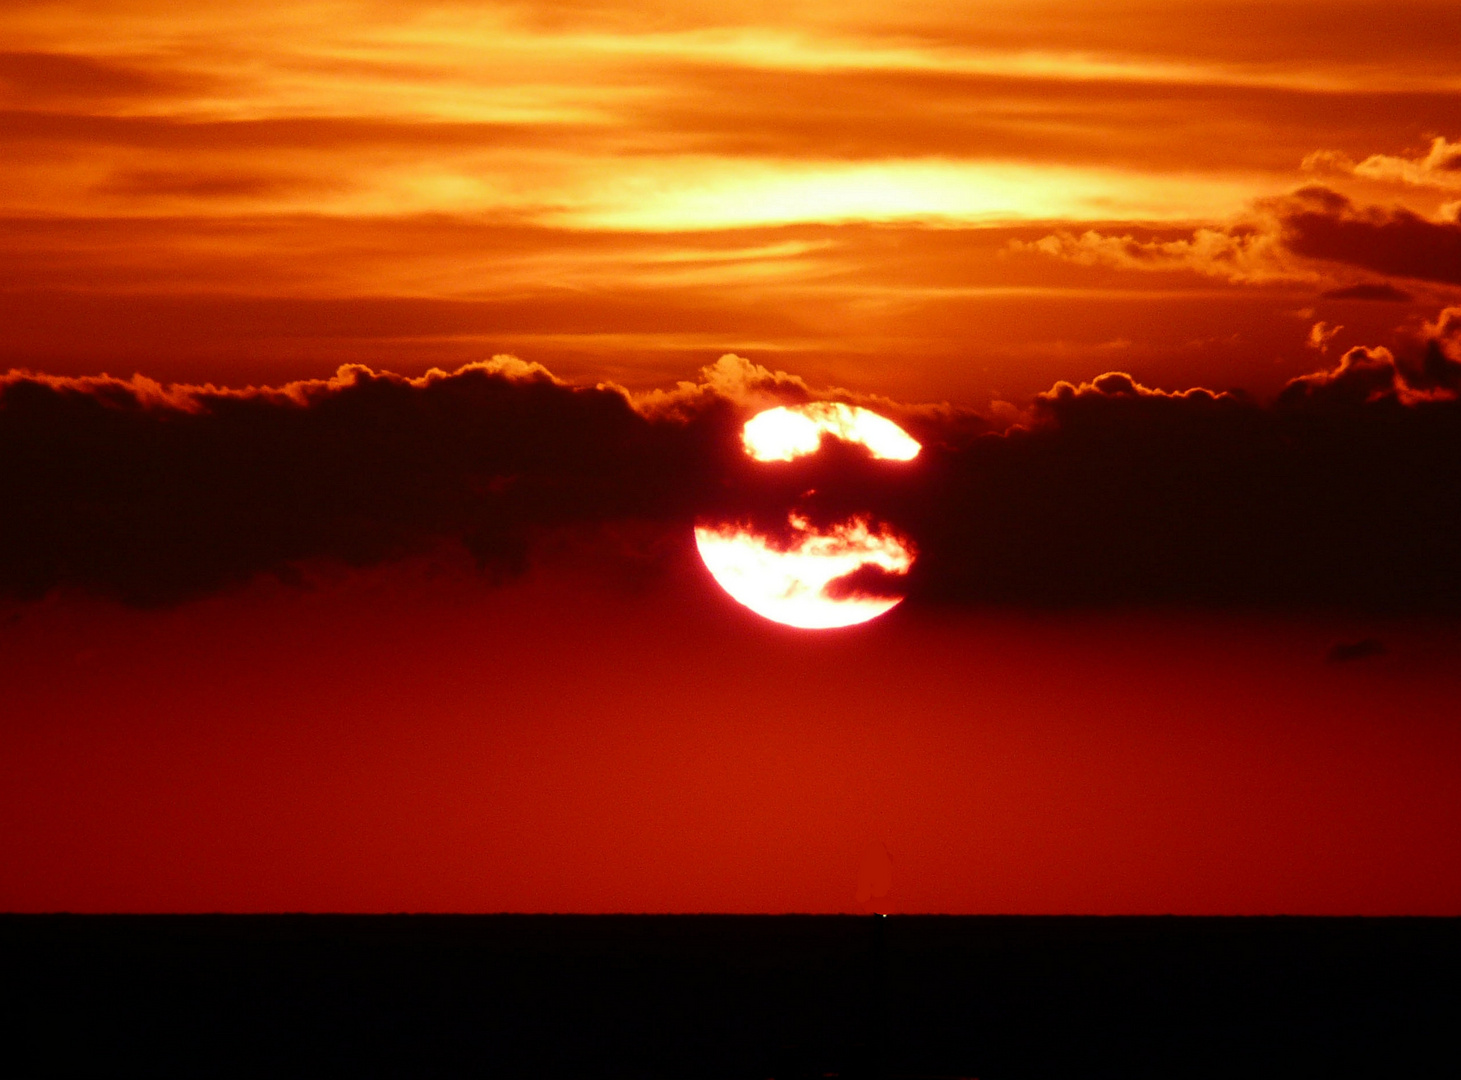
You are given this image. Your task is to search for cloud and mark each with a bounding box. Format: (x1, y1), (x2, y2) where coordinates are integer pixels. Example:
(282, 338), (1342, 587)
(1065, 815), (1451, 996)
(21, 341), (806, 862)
(1306, 321), (1342, 353)
(1280, 186), (1461, 285)
(1276, 342), (1459, 406)
(1013, 223), (1307, 284)
(1318, 283), (1412, 302)
(94, 169), (333, 200)
(1304, 136), (1461, 191)
(1422, 305), (1461, 355)
(1022, 184), (1461, 289)
(0, 51), (205, 106)
(633, 353), (816, 420)
(635, 353), (991, 444)
(0, 359), (721, 605)
(905, 328), (1461, 612)
(6, 336), (1461, 614)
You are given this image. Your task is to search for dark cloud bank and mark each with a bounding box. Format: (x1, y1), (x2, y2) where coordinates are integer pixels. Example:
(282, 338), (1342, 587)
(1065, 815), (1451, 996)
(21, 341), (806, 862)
(1281, 186), (1461, 287)
(0, 360), (721, 606)
(4, 329), (1461, 613)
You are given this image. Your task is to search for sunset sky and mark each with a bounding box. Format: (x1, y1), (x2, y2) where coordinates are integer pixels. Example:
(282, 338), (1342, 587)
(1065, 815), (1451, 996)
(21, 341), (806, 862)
(3, 0), (1460, 913)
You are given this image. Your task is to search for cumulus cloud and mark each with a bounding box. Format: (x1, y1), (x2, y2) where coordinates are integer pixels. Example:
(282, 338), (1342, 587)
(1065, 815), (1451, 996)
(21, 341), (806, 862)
(907, 347), (1461, 612)
(1422, 306), (1461, 358)
(635, 353), (991, 446)
(631, 353), (815, 421)
(0, 358), (721, 605)
(1304, 137), (1461, 191)
(1280, 186), (1461, 285)
(1012, 222), (1308, 284)
(1021, 184), (1461, 291)
(1277, 343), (1459, 406)
(7, 336), (1461, 613)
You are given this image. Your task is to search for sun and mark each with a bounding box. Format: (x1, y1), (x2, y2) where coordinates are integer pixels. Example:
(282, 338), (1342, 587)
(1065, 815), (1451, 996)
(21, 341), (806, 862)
(741, 401), (921, 462)
(697, 403), (921, 629)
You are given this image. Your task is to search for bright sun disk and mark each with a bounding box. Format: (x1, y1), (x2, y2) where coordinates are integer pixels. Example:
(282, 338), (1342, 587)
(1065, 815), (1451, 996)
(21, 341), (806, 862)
(741, 402), (921, 462)
(694, 514), (915, 629)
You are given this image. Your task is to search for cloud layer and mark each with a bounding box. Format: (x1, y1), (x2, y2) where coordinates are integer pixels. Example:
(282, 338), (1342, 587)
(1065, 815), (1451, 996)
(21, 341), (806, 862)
(912, 344), (1461, 611)
(6, 336), (1461, 613)
(0, 359), (723, 605)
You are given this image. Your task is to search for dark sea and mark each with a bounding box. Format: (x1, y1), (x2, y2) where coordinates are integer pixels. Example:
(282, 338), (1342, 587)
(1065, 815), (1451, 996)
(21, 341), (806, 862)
(2, 915), (1455, 1078)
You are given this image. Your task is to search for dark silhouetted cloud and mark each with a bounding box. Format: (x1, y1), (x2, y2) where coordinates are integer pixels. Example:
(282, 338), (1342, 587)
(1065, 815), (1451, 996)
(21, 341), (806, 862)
(904, 339), (1461, 613)
(1281, 186), (1461, 286)
(0, 359), (728, 605)
(1319, 283), (1413, 302)
(6, 341), (1461, 614)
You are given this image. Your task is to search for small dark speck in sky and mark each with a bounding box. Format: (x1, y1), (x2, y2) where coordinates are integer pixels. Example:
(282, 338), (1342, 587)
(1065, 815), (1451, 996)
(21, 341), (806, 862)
(1326, 638), (1387, 664)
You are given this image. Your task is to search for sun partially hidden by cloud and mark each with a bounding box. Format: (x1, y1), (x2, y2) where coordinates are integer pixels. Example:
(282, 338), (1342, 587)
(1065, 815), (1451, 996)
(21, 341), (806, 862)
(694, 514), (915, 629)
(742, 402), (921, 462)
(4, 327), (1461, 612)
(697, 401), (921, 628)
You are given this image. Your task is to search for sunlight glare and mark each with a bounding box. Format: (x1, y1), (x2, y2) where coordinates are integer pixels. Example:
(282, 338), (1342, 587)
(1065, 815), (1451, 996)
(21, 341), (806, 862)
(742, 402), (921, 462)
(694, 514), (914, 629)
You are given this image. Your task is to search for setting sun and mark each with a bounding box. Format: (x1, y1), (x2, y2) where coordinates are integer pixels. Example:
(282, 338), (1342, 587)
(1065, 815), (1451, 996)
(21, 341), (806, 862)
(696, 403), (922, 627)
(694, 513), (915, 629)
(741, 402), (921, 462)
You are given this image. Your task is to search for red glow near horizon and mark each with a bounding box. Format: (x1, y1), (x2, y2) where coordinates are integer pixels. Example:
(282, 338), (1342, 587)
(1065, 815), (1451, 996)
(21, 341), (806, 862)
(2, 571), (1460, 914)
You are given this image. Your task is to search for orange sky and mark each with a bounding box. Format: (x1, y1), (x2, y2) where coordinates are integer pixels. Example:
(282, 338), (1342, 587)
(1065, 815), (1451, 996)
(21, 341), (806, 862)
(4, 1), (1458, 400)
(4, 2), (1461, 914)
